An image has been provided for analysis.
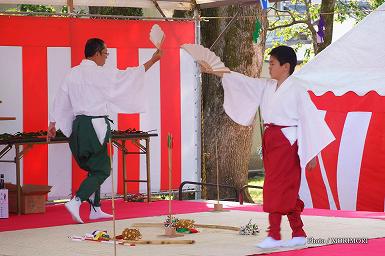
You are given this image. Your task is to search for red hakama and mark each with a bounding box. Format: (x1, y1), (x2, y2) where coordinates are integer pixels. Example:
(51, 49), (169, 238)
(262, 124), (306, 239)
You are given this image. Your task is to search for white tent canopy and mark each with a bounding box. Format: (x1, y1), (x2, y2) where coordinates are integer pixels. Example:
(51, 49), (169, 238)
(291, 2), (385, 96)
(0, 0), (257, 10)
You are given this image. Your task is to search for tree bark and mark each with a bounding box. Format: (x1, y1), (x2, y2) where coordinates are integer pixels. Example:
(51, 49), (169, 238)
(318, 0), (336, 53)
(201, 5), (267, 202)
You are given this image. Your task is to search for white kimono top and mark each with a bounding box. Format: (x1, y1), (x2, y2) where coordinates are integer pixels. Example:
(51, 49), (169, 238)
(222, 71), (335, 168)
(50, 59), (146, 144)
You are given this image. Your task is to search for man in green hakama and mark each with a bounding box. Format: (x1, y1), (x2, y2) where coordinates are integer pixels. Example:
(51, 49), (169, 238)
(48, 38), (162, 223)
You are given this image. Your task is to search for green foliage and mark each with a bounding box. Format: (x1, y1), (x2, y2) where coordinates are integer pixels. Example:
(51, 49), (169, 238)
(335, 0), (368, 22)
(88, 6), (143, 17)
(61, 6), (68, 14)
(7, 4), (144, 16)
(19, 4), (56, 13)
(7, 4), (70, 14)
(267, 0), (319, 62)
(267, 0), (384, 62)
(248, 176), (264, 204)
(371, 0), (385, 8)
(335, 0), (385, 23)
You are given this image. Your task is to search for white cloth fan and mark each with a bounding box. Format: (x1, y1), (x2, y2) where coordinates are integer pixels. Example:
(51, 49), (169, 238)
(150, 24), (165, 49)
(181, 44), (230, 74)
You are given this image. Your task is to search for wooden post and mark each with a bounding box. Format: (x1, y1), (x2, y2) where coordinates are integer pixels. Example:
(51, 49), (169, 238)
(213, 139), (223, 211)
(145, 138), (151, 202)
(164, 133), (177, 236)
(67, 0), (74, 13)
(168, 133), (173, 217)
(108, 138), (116, 256)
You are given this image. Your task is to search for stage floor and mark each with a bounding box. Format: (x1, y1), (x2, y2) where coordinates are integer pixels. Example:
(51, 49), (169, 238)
(1, 200), (385, 256)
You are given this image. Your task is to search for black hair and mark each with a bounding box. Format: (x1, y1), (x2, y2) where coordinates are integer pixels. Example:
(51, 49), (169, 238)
(269, 46), (297, 75)
(84, 38), (105, 58)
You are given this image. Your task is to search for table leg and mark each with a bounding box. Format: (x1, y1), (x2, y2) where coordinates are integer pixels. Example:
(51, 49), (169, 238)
(145, 138), (151, 203)
(15, 145), (21, 215)
(122, 140), (127, 201)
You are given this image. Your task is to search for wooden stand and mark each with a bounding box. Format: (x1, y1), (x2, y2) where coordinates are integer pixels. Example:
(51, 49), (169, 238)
(161, 134), (183, 238)
(164, 226), (177, 236)
(213, 203), (223, 211)
(212, 139), (224, 212)
(160, 226), (183, 238)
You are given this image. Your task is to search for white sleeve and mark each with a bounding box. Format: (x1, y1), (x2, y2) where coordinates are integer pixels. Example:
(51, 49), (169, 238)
(49, 76), (75, 137)
(108, 65), (147, 114)
(297, 89), (335, 169)
(222, 71), (267, 126)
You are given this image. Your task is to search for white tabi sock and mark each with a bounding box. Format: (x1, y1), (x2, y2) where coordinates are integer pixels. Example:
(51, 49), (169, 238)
(256, 236), (283, 249)
(65, 196), (84, 224)
(281, 237), (307, 247)
(89, 206), (113, 220)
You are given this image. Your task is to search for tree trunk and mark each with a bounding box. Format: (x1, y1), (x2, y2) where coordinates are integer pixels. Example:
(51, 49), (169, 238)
(201, 5), (267, 202)
(317, 0), (336, 53)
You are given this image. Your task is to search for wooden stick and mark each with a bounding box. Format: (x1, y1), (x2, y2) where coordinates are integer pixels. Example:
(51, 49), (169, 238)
(167, 133), (173, 218)
(66, 0), (74, 13)
(108, 138), (116, 256)
(122, 239), (195, 245)
(195, 224), (240, 231)
(132, 223), (240, 231)
(71, 236), (195, 245)
(215, 139), (220, 204)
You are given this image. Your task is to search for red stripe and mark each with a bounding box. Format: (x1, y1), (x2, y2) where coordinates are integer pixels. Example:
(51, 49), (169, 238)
(0, 16), (70, 46)
(70, 46), (87, 196)
(158, 24), (194, 191)
(319, 112), (348, 210)
(117, 48), (140, 194)
(22, 47), (48, 186)
(305, 157), (330, 209)
(309, 91), (385, 112)
(160, 49), (182, 191)
(356, 113), (385, 211)
(0, 16), (194, 48)
(1, 16), (195, 194)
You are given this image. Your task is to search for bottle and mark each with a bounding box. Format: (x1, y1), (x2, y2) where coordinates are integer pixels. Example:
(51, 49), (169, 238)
(0, 174), (4, 189)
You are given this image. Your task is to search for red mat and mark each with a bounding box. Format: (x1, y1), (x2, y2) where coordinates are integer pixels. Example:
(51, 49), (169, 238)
(0, 200), (214, 232)
(2, 200), (385, 232)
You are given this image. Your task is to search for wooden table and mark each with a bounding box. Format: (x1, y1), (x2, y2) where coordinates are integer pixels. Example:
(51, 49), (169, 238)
(0, 132), (157, 214)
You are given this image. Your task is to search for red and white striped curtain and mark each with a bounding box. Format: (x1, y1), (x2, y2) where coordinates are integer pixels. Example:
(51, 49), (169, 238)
(0, 16), (199, 199)
(300, 92), (385, 212)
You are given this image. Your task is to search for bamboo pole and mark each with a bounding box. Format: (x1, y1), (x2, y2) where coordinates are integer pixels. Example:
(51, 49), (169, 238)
(108, 138), (116, 256)
(164, 133), (178, 236)
(70, 236), (195, 245)
(216, 139), (219, 203)
(168, 133), (173, 218)
(132, 223), (240, 232)
(122, 239), (195, 245)
(213, 139), (223, 211)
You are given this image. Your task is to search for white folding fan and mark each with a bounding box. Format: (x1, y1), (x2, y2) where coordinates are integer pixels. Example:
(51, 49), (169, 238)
(150, 24), (165, 49)
(181, 44), (230, 74)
